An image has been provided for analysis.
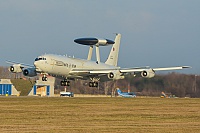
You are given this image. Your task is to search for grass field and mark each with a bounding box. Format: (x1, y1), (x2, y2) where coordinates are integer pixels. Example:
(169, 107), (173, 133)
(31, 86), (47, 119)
(0, 97), (199, 133)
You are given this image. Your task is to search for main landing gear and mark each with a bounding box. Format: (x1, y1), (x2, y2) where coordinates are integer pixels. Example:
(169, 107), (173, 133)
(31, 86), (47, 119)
(41, 75), (98, 88)
(89, 77), (100, 88)
(89, 82), (98, 87)
(60, 80), (70, 86)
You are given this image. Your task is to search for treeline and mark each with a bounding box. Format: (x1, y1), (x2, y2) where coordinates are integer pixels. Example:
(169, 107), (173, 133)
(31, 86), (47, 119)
(0, 67), (199, 97)
(128, 73), (199, 98)
(55, 72), (200, 98)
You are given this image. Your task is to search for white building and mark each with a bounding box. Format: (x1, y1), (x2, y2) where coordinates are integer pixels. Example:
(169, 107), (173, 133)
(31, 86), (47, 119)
(28, 76), (55, 96)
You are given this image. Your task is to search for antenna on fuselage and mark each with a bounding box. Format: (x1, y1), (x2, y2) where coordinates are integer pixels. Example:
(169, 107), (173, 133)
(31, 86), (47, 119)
(74, 37), (115, 63)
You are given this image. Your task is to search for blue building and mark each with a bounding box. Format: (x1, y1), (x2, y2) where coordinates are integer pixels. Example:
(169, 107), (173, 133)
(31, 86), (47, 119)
(0, 79), (20, 96)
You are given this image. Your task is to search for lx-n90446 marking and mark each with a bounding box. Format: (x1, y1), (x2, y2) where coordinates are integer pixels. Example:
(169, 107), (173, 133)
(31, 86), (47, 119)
(7, 34), (190, 87)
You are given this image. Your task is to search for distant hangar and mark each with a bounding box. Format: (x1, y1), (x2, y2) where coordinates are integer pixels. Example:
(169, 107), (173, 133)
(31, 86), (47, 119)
(0, 79), (19, 96)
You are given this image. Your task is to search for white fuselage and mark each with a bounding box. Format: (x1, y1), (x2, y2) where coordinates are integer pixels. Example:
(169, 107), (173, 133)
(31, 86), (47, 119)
(34, 54), (117, 78)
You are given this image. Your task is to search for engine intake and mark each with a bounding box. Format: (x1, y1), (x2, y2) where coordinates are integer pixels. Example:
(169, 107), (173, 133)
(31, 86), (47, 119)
(23, 68), (37, 77)
(108, 70), (125, 80)
(108, 72), (114, 79)
(141, 69), (155, 78)
(9, 64), (22, 73)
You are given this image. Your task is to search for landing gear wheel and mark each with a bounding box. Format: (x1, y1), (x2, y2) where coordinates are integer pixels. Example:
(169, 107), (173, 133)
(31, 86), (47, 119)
(66, 81), (70, 86)
(93, 82), (98, 87)
(61, 81), (66, 86)
(89, 82), (93, 87)
(60, 80), (70, 86)
(89, 82), (98, 87)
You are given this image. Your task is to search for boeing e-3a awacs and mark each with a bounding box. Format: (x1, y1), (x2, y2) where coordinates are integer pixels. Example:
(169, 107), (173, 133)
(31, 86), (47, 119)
(7, 33), (190, 87)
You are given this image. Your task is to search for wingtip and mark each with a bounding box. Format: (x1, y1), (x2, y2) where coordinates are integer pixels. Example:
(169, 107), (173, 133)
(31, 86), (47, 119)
(182, 66), (191, 69)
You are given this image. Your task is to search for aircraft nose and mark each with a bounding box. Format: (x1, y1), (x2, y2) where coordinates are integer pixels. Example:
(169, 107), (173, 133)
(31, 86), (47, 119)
(34, 61), (42, 72)
(34, 61), (38, 67)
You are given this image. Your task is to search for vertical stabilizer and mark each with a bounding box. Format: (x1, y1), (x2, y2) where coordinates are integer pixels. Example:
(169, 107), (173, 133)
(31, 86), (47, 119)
(105, 33), (121, 66)
(116, 88), (122, 95)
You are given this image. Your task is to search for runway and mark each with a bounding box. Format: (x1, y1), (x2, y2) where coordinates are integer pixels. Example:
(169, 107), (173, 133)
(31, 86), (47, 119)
(0, 97), (199, 132)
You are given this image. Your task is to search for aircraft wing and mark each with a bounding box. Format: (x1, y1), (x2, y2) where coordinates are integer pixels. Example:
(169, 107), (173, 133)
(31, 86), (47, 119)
(6, 60), (40, 77)
(71, 66), (190, 74)
(70, 66), (190, 80)
(120, 66), (191, 73)
(151, 66), (191, 71)
(70, 66), (149, 74)
(6, 60), (35, 68)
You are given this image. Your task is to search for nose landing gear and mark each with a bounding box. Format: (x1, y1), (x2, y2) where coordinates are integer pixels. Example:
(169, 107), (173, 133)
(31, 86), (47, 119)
(42, 75), (48, 81)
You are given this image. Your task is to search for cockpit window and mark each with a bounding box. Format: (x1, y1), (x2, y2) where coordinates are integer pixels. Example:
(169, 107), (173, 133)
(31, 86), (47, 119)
(35, 58), (39, 61)
(35, 57), (46, 61)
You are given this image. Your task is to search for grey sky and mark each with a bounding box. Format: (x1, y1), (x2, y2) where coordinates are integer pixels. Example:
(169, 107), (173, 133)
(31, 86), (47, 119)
(0, 0), (199, 74)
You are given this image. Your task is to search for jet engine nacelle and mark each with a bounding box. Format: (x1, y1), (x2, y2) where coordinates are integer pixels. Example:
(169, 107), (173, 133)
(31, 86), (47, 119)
(141, 69), (155, 78)
(23, 68), (37, 77)
(9, 64), (22, 73)
(108, 70), (125, 80)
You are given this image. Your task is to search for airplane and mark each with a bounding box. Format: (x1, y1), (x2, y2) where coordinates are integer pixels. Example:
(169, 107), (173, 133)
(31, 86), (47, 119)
(116, 88), (136, 98)
(7, 33), (190, 87)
